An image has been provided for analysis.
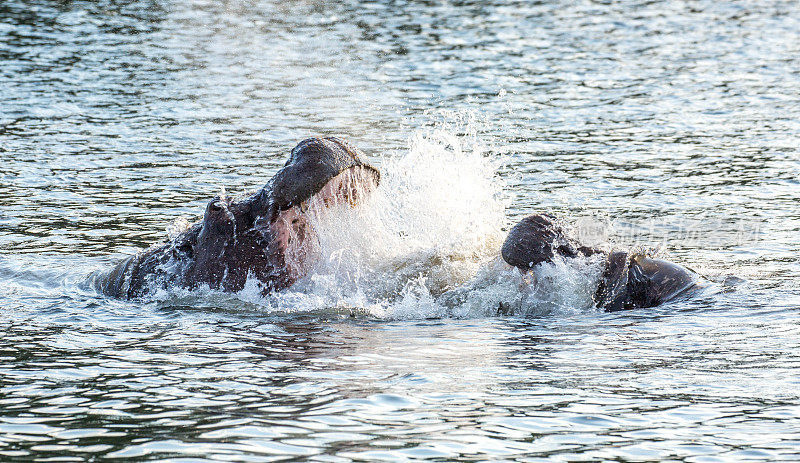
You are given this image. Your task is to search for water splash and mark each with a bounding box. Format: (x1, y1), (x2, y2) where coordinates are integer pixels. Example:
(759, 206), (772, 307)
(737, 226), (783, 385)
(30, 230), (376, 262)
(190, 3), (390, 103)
(232, 122), (602, 319)
(147, 118), (611, 319)
(232, 122), (508, 318)
(166, 217), (193, 240)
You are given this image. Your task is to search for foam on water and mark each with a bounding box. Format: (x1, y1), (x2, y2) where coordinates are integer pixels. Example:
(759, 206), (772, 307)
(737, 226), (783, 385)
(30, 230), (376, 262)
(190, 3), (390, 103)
(438, 255), (605, 319)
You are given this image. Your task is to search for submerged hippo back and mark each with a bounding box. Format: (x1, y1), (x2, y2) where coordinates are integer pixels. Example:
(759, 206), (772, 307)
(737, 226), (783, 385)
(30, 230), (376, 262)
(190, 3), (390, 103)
(595, 252), (697, 311)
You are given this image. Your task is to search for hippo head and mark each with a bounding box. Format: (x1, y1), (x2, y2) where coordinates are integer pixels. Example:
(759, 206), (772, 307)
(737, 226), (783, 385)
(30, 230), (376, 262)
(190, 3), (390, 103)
(184, 137), (380, 293)
(501, 214), (599, 270)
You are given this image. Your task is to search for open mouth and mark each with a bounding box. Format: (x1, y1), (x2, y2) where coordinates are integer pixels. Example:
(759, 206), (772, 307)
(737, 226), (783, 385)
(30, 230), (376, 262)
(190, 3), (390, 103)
(271, 165), (379, 281)
(300, 165), (380, 212)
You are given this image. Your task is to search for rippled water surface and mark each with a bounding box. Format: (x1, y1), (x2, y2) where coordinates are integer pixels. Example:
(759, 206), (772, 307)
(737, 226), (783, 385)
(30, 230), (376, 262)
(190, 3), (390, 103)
(2, 0), (800, 460)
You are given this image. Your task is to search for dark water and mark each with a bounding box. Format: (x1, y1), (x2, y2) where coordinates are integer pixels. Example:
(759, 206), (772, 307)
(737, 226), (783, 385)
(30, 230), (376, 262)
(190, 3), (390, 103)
(2, 0), (800, 460)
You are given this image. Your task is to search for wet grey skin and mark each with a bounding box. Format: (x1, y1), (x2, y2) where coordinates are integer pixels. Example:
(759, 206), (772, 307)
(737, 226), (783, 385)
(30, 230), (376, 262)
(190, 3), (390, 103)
(501, 214), (698, 311)
(95, 137), (380, 299)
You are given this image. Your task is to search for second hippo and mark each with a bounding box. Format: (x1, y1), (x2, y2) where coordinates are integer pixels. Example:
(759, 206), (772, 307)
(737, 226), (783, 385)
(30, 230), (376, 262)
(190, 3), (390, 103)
(501, 214), (698, 311)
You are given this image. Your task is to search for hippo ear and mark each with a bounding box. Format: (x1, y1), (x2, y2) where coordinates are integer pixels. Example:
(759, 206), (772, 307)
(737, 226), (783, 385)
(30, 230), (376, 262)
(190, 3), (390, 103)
(202, 198), (224, 227)
(198, 197), (236, 244)
(205, 198), (224, 216)
(171, 226), (197, 259)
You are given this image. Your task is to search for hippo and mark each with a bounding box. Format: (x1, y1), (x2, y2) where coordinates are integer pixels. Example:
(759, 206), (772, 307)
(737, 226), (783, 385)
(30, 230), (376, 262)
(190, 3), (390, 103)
(501, 214), (698, 311)
(95, 137), (380, 299)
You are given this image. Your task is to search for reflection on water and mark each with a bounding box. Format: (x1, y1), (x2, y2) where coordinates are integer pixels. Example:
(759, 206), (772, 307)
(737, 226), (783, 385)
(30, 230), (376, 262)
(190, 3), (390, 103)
(3, 310), (800, 460)
(2, 0), (800, 460)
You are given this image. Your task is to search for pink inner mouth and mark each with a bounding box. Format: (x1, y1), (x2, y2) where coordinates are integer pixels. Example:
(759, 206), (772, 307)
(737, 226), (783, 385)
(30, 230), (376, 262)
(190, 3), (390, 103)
(269, 166), (377, 283)
(310, 166), (378, 210)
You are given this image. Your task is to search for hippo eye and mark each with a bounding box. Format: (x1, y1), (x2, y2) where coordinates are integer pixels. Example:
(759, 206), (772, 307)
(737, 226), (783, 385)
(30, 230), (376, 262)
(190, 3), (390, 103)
(209, 202), (223, 212)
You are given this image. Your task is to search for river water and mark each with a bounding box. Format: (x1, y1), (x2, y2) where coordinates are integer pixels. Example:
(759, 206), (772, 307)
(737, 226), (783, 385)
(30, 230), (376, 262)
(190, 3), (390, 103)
(2, 0), (800, 461)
